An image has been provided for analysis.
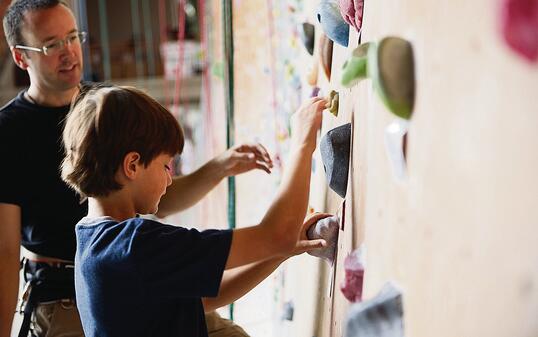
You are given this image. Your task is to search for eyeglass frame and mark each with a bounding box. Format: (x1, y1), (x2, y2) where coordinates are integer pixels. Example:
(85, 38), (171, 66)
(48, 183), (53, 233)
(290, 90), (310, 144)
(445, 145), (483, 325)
(13, 31), (88, 56)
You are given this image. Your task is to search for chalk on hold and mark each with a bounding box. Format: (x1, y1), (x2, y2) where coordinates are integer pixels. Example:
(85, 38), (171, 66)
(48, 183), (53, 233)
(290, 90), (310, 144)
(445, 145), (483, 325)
(340, 245), (365, 302)
(317, 0), (350, 47)
(325, 90), (339, 116)
(320, 34), (334, 80)
(344, 282), (404, 337)
(299, 22), (316, 56)
(338, 0), (364, 34)
(306, 215), (340, 265)
(341, 37), (415, 120)
(320, 123), (352, 198)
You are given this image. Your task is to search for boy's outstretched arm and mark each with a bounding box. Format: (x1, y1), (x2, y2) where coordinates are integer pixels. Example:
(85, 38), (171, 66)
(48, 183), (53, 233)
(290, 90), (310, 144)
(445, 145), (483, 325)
(225, 97), (327, 269)
(157, 143), (273, 217)
(203, 213), (330, 311)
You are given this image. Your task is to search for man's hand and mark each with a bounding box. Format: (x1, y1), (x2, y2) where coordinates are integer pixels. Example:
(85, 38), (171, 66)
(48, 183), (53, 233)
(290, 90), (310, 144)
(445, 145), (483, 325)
(290, 212), (332, 256)
(213, 143), (273, 177)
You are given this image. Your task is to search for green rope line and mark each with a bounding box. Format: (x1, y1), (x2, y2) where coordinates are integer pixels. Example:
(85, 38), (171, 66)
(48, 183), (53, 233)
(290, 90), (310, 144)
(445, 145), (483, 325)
(222, 0), (236, 321)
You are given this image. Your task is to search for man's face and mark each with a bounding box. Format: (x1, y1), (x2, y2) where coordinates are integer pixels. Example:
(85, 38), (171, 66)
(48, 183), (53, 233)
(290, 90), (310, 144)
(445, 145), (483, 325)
(18, 5), (83, 91)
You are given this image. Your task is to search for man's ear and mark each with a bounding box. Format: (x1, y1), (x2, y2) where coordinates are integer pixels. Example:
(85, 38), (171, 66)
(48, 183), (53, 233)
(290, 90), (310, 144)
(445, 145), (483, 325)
(10, 46), (29, 70)
(122, 152), (142, 180)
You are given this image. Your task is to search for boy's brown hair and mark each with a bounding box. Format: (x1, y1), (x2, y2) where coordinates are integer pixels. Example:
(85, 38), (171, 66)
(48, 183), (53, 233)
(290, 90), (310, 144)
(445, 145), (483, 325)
(61, 84), (184, 197)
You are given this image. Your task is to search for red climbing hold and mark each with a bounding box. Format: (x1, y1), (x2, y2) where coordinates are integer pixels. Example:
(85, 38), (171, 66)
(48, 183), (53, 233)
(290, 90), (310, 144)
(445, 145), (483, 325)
(500, 0), (538, 62)
(338, 0), (365, 34)
(340, 247), (365, 302)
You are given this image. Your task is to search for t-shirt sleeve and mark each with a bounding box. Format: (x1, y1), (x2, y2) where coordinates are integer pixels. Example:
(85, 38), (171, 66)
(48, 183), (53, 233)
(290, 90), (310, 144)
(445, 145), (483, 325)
(131, 219), (233, 299)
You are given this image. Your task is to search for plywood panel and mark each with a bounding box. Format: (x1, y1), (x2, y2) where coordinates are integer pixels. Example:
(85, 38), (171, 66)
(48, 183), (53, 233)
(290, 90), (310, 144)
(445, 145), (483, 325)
(353, 1), (538, 337)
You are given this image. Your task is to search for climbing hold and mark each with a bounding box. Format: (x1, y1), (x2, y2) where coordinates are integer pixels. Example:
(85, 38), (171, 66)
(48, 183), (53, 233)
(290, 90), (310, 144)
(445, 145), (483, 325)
(340, 246), (365, 302)
(320, 33), (334, 80)
(300, 22), (316, 55)
(311, 86), (321, 97)
(341, 37), (415, 120)
(384, 119), (409, 182)
(500, 0), (538, 62)
(307, 60), (319, 86)
(317, 0), (350, 47)
(338, 0), (365, 34)
(282, 301), (294, 321)
(320, 123), (352, 198)
(325, 90), (339, 116)
(306, 215), (340, 265)
(344, 282), (404, 337)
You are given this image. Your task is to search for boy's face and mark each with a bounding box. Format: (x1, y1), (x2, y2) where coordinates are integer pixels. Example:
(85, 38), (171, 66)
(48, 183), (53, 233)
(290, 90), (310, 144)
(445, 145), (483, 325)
(15, 5), (83, 92)
(133, 153), (173, 215)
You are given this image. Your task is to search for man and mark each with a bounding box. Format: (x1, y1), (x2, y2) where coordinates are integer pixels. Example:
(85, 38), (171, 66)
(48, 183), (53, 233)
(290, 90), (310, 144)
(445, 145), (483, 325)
(0, 1), (274, 336)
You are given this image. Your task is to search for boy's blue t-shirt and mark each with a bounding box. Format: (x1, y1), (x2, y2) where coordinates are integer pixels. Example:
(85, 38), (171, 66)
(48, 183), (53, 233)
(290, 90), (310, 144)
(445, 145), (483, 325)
(75, 216), (233, 337)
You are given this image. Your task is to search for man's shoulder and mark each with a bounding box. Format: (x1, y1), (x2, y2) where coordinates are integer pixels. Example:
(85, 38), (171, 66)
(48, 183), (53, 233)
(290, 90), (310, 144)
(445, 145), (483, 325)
(0, 91), (32, 127)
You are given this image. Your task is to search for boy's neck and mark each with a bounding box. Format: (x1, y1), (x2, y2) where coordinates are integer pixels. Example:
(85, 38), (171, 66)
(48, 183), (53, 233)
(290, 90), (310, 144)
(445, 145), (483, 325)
(87, 195), (137, 222)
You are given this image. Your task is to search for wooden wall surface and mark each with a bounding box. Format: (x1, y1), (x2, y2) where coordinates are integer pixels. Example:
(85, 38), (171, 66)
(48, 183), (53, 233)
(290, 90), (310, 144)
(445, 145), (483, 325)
(209, 0), (538, 336)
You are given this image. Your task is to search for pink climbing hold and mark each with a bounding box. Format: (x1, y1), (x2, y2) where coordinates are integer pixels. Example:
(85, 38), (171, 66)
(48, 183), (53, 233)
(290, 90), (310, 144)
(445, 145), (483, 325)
(340, 247), (365, 302)
(500, 0), (538, 62)
(338, 0), (365, 33)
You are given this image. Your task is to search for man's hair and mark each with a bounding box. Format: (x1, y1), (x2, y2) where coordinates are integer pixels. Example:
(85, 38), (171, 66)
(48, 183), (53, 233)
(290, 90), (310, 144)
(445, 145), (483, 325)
(3, 0), (68, 46)
(61, 83), (184, 197)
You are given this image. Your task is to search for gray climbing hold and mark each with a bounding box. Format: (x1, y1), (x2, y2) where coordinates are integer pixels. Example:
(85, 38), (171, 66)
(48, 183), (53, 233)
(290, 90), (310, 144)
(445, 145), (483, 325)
(344, 282), (404, 337)
(320, 123), (352, 198)
(300, 22), (315, 55)
(307, 215), (340, 265)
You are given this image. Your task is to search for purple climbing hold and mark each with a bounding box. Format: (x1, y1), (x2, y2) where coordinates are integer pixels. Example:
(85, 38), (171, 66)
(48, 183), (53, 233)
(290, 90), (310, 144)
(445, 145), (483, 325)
(338, 0), (365, 34)
(306, 215), (340, 265)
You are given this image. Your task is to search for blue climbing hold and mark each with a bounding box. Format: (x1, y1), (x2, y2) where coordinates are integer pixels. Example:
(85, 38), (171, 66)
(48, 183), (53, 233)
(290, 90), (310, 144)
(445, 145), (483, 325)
(317, 0), (350, 47)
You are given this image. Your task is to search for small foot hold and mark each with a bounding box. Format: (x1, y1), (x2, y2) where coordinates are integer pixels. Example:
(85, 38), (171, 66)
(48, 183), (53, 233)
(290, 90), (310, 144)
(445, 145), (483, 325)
(325, 90), (339, 116)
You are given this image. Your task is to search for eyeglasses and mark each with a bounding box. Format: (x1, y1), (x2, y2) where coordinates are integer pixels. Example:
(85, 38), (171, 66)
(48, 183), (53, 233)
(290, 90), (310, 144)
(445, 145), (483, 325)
(14, 31), (87, 56)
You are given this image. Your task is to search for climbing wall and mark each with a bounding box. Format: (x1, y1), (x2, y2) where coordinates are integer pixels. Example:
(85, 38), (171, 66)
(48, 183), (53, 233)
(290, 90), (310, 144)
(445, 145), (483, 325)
(310, 0), (538, 336)
(206, 0), (538, 336)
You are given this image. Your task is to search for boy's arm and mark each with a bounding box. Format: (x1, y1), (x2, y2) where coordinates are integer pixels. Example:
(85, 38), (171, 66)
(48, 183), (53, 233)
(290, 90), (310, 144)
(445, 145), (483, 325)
(0, 203), (21, 337)
(157, 143), (272, 217)
(225, 98), (327, 269)
(202, 213), (329, 311)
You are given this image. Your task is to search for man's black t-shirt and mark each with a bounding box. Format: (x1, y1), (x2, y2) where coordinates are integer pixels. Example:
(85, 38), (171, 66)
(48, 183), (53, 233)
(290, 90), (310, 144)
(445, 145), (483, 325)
(0, 90), (87, 260)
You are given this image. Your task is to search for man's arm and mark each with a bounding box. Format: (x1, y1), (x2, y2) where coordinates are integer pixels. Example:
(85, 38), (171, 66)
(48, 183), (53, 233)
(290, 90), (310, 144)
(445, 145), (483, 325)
(157, 143), (273, 217)
(203, 257), (285, 312)
(0, 203), (21, 337)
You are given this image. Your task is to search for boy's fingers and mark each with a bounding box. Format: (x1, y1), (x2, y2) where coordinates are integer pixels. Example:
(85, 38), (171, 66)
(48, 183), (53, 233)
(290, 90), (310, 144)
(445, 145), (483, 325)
(304, 212), (332, 227)
(297, 239), (327, 251)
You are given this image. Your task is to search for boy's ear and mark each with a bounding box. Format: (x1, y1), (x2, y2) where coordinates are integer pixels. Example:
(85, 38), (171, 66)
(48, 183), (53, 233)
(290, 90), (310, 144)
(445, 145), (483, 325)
(122, 152), (142, 180)
(10, 47), (29, 70)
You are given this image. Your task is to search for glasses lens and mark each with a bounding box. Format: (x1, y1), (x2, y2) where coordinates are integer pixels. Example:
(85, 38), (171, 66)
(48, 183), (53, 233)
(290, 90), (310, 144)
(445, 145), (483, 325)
(78, 32), (87, 44)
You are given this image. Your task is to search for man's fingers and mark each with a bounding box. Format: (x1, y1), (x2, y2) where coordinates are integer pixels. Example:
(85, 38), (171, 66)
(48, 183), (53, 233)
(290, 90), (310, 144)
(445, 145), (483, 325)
(255, 162), (272, 174)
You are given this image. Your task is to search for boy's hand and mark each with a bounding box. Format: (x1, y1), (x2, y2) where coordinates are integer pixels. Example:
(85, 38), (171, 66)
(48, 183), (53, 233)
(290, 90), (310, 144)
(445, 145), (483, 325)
(290, 97), (327, 152)
(214, 143), (273, 177)
(290, 212), (332, 256)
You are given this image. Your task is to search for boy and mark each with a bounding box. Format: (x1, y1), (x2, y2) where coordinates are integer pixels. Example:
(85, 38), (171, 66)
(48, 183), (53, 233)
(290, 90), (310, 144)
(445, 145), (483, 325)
(61, 84), (328, 337)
